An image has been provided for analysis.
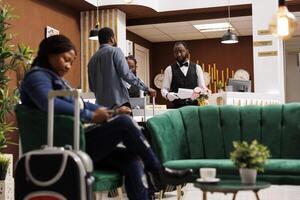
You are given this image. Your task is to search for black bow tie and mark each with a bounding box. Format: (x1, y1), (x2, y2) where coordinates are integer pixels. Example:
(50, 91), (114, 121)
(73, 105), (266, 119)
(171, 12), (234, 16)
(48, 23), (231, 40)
(179, 62), (188, 67)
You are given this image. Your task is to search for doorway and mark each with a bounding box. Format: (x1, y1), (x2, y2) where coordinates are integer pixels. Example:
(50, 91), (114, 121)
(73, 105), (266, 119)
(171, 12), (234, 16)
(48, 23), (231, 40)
(285, 36), (300, 102)
(134, 44), (150, 87)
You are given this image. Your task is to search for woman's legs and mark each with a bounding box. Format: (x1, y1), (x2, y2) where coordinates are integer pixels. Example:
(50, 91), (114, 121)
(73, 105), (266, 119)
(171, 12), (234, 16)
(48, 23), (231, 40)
(85, 114), (192, 195)
(96, 148), (148, 200)
(85, 114), (160, 170)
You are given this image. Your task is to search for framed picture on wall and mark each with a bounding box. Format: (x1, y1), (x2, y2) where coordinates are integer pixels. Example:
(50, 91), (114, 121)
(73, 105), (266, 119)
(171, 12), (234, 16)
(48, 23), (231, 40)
(45, 26), (59, 38)
(126, 40), (133, 56)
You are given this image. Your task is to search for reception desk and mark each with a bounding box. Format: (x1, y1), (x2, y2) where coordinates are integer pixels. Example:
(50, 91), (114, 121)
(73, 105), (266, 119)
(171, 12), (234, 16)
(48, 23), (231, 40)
(209, 92), (281, 106)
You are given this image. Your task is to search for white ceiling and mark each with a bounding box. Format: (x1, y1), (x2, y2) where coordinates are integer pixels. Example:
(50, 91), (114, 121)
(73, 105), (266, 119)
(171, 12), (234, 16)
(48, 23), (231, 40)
(127, 12), (300, 43)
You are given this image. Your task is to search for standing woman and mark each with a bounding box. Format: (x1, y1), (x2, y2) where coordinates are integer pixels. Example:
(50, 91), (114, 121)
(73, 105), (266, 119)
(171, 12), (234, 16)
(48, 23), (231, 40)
(19, 35), (192, 200)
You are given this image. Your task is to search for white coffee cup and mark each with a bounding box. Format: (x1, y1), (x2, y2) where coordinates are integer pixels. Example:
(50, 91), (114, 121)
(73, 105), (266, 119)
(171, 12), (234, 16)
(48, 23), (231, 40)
(200, 168), (216, 181)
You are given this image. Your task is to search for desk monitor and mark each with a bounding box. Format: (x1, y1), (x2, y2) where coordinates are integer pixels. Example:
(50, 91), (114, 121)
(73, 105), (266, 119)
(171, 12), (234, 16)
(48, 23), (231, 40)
(228, 79), (251, 92)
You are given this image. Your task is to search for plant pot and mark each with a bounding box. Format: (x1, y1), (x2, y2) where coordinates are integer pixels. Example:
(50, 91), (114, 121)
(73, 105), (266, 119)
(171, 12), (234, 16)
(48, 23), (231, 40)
(0, 169), (7, 180)
(239, 168), (257, 185)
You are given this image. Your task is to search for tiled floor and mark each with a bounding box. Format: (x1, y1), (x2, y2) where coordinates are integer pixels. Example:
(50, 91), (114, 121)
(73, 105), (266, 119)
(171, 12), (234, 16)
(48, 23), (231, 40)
(101, 184), (300, 200)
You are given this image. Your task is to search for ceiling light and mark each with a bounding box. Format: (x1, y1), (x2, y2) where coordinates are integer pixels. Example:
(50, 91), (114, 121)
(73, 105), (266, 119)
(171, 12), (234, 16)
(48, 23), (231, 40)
(89, 0), (100, 40)
(221, 0), (239, 44)
(194, 22), (233, 32)
(221, 29), (239, 44)
(269, 0), (298, 40)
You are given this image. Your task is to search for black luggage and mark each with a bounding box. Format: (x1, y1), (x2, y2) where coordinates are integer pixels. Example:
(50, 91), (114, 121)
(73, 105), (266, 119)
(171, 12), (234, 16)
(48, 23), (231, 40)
(15, 89), (94, 200)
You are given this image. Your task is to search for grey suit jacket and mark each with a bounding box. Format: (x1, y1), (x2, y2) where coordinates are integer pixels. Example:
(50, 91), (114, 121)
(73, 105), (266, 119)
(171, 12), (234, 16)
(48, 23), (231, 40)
(88, 44), (148, 107)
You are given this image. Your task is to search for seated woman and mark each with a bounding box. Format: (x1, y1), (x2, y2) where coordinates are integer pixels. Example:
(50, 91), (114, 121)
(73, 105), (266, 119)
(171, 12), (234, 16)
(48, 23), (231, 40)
(19, 35), (192, 200)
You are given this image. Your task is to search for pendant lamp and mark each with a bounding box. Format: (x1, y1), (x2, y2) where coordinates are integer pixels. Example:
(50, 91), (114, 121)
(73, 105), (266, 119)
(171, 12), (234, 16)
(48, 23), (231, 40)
(89, 0), (100, 40)
(269, 0), (298, 40)
(221, 0), (238, 44)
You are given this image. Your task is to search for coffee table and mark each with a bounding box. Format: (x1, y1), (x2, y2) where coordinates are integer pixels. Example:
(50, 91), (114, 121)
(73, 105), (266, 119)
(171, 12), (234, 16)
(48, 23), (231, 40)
(194, 180), (270, 200)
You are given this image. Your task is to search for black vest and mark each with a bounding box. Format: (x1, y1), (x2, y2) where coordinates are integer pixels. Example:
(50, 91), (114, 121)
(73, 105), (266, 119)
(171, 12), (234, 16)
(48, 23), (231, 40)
(170, 62), (198, 93)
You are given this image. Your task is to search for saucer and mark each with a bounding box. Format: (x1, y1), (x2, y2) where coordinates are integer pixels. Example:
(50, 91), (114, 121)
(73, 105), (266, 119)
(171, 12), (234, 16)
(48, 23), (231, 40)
(196, 178), (220, 183)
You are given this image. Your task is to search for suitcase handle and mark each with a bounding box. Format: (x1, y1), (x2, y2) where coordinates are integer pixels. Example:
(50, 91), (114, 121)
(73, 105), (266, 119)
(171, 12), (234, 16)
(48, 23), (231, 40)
(25, 152), (68, 187)
(48, 89), (81, 150)
(143, 92), (156, 121)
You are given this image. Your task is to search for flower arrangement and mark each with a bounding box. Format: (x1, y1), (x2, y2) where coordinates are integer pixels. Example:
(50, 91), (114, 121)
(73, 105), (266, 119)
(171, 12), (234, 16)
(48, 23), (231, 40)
(230, 140), (270, 172)
(191, 87), (210, 106)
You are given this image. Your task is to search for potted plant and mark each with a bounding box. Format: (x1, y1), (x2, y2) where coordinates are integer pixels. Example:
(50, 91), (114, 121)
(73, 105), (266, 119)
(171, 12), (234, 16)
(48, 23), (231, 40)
(0, 155), (9, 180)
(230, 140), (270, 185)
(0, 0), (33, 181)
(216, 81), (224, 92)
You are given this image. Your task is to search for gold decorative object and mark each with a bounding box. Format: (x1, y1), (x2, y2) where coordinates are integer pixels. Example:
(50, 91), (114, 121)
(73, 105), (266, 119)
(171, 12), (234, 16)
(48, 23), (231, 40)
(253, 41), (272, 47)
(258, 51), (278, 57)
(194, 61), (247, 93)
(257, 30), (271, 35)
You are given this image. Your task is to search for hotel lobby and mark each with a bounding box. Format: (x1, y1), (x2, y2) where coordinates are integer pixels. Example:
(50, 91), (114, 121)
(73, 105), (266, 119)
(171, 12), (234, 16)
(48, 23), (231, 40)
(2, 0), (300, 200)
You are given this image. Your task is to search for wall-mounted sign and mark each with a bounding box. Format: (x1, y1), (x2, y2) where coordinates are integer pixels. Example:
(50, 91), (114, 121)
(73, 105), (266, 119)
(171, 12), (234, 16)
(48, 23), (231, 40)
(258, 51), (278, 57)
(253, 41), (272, 47)
(126, 40), (133, 56)
(45, 26), (59, 38)
(257, 30), (271, 35)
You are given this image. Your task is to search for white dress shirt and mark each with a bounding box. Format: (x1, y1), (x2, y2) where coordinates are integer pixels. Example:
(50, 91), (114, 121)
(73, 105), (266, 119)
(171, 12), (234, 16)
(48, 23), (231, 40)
(161, 60), (207, 99)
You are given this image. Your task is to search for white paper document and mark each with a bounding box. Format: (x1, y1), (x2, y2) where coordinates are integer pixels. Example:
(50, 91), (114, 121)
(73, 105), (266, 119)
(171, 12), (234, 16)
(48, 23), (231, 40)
(177, 88), (194, 99)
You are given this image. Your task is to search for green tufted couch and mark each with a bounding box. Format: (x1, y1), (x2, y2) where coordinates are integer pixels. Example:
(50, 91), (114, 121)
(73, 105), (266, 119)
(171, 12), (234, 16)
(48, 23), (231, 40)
(146, 103), (300, 185)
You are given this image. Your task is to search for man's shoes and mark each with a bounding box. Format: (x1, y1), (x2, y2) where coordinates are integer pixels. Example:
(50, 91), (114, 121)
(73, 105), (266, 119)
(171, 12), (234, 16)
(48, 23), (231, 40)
(148, 167), (193, 190)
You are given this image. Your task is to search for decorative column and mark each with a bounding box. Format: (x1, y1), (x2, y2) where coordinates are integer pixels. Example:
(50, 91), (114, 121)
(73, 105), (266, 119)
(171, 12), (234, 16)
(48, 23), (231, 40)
(252, 0), (285, 102)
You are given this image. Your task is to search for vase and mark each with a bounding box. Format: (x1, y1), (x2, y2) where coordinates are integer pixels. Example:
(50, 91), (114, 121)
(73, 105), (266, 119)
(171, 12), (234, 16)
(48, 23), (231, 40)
(239, 168), (257, 185)
(0, 169), (7, 181)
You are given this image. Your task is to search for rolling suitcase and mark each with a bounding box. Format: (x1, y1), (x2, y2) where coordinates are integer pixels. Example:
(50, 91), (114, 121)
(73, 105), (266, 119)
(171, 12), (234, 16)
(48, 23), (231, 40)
(15, 89), (94, 200)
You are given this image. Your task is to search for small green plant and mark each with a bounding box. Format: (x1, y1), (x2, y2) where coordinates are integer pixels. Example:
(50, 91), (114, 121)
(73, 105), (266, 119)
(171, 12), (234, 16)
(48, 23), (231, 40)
(0, 154), (9, 180)
(0, 1), (33, 151)
(216, 81), (223, 90)
(230, 140), (270, 172)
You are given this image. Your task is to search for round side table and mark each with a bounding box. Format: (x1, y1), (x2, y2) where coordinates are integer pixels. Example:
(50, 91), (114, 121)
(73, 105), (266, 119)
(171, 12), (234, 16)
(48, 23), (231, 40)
(194, 180), (270, 200)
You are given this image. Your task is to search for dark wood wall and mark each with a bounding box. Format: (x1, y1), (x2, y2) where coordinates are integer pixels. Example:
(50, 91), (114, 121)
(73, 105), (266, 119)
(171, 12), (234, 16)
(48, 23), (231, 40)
(149, 36), (254, 104)
(4, 0), (81, 164)
(5, 0), (81, 88)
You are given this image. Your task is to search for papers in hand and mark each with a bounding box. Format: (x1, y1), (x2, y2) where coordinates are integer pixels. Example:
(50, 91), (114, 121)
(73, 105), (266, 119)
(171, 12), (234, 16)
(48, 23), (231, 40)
(177, 88), (194, 99)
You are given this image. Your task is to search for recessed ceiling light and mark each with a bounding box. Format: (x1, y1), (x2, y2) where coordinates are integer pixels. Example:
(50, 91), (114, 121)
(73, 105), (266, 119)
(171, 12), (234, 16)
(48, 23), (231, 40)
(193, 22), (234, 32)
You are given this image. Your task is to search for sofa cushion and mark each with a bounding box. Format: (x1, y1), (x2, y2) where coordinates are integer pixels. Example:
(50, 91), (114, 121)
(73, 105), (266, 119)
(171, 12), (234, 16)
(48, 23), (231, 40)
(261, 105), (283, 158)
(147, 109), (190, 162)
(197, 106), (225, 159)
(179, 106), (204, 159)
(93, 170), (122, 191)
(219, 106), (241, 158)
(164, 159), (300, 176)
(282, 104), (300, 158)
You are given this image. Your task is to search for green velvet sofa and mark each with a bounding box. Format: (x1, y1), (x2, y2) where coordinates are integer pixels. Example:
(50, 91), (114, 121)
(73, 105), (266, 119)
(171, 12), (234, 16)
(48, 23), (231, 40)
(146, 103), (300, 185)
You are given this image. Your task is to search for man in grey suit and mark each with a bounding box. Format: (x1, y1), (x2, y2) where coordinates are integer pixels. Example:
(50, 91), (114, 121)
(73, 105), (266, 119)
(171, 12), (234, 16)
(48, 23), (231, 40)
(88, 27), (156, 108)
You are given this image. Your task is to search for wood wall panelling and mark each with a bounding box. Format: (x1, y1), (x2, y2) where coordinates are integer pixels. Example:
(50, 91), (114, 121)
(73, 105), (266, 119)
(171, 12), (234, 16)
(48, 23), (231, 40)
(80, 9), (118, 91)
